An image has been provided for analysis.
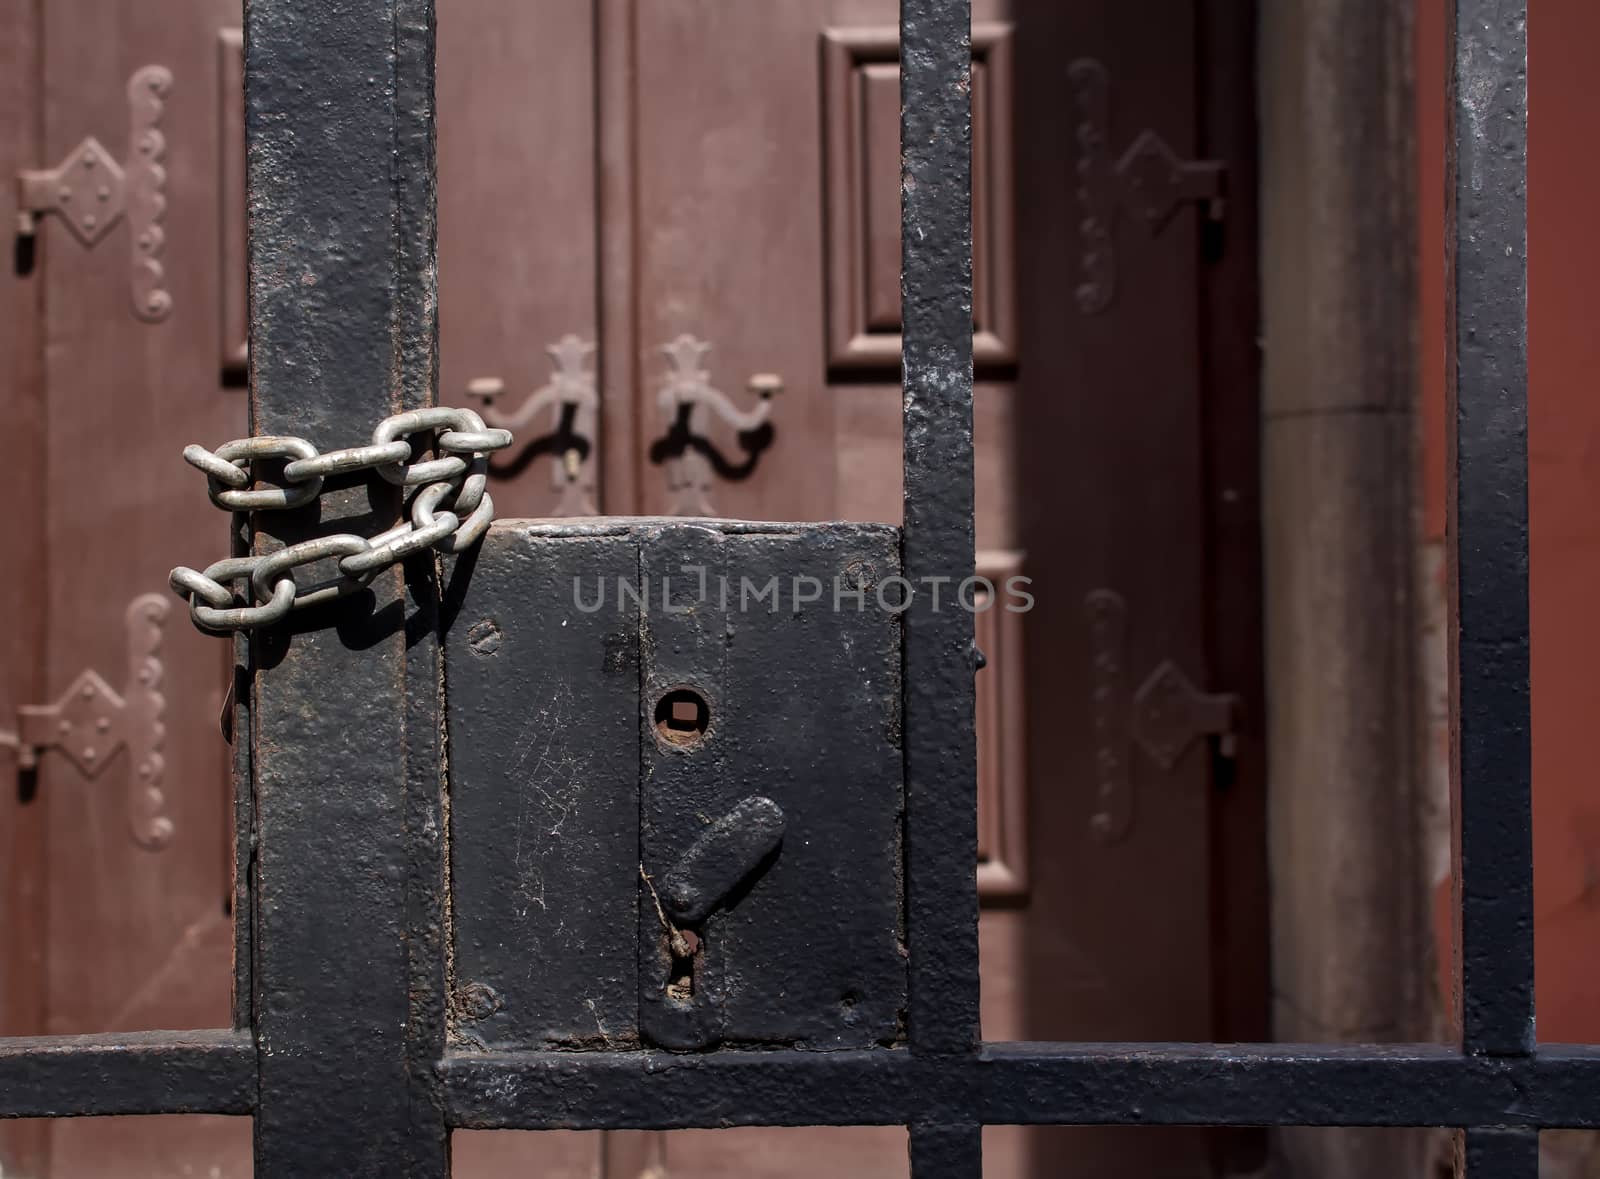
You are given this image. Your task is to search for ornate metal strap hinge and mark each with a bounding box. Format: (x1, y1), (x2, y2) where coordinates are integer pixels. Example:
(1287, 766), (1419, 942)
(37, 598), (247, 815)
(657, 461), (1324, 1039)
(15, 65), (174, 322)
(0, 594), (174, 851)
(651, 333), (782, 516)
(1086, 590), (1241, 845)
(1069, 58), (1225, 315)
(466, 334), (600, 516)
(1133, 660), (1240, 768)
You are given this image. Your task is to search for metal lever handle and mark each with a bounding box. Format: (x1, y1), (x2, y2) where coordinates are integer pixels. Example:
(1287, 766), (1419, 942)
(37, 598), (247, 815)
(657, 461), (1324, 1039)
(465, 334), (599, 516)
(468, 335), (598, 433)
(657, 795), (786, 925)
(653, 334), (783, 516)
(0, 728), (28, 769)
(656, 334), (781, 432)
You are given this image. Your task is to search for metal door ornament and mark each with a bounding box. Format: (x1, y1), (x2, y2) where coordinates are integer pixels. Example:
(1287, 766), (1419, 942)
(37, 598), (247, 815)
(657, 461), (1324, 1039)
(1068, 58), (1225, 315)
(466, 334), (600, 516)
(649, 334), (782, 516)
(0, 593), (174, 850)
(14, 65), (174, 322)
(1085, 589), (1240, 844)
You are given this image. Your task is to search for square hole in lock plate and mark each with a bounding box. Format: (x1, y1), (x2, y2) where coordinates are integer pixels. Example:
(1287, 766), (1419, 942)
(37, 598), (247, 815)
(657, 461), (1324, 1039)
(654, 686), (710, 746)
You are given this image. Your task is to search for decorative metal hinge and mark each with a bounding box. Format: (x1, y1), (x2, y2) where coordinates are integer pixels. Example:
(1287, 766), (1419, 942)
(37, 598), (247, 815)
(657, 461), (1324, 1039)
(0, 594), (174, 851)
(1086, 590), (1240, 845)
(1132, 660), (1240, 769)
(14, 65), (174, 322)
(650, 334), (782, 516)
(1068, 58), (1225, 315)
(466, 334), (600, 516)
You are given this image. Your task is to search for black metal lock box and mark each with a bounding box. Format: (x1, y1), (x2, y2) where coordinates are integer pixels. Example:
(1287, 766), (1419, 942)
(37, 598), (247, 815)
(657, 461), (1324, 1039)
(446, 520), (906, 1051)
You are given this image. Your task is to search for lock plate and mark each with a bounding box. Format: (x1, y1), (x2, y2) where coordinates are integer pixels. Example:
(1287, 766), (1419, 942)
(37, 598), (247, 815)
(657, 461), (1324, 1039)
(446, 520), (906, 1052)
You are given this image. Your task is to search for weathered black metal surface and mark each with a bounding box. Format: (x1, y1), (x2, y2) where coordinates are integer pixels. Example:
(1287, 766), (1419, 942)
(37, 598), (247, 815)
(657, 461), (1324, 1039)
(1448, 0), (1533, 1058)
(230, 519), (253, 1034)
(901, 0), (980, 1071)
(440, 1041), (1600, 1131)
(900, 0), (979, 1172)
(638, 522), (904, 1050)
(635, 523), (732, 1052)
(245, 0), (448, 1175)
(448, 520), (904, 1053)
(446, 523), (640, 1050)
(912, 1124), (982, 1176)
(660, 795), (787, 925)
(0, 1031), (254, 1118)
(1464, 1128), (1539, 1177)
(15, 1033), (1600, 1132)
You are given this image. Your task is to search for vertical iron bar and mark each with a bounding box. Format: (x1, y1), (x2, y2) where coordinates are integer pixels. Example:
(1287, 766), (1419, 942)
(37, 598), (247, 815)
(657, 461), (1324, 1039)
(395, 0), (451, 1164)
(1462, 1128), (1540, 1177)
(246, 1), (449, 1175)
(229, 518), (252, 1032)
(1446, 0), (1532, 1056)
(901, 0), (978, 1050)
(910, 1124), (983, 1179)
(900, 0), (979, 1173)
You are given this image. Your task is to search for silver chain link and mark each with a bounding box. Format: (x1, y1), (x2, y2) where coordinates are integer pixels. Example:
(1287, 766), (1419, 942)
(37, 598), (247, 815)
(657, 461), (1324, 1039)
(169, 407), (512, 633)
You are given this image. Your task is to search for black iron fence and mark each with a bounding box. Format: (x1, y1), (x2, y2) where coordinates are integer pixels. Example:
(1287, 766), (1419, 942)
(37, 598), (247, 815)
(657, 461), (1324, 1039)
(0, 2), (1558, 1176)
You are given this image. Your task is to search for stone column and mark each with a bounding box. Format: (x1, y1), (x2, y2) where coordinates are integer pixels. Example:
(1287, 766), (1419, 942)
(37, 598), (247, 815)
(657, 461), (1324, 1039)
(1258, 0), (1438, 1174)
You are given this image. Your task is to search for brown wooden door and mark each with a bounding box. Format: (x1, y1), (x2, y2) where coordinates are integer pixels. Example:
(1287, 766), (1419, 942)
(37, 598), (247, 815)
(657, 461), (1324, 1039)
(1, 0), (250, 1174)
(1003, 0), (1268, 1173)
(1, 1), (1262, 1176)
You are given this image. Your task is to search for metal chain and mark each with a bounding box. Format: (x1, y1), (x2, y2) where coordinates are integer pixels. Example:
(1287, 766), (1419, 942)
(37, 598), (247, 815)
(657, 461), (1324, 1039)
(169, 407), (512, 633)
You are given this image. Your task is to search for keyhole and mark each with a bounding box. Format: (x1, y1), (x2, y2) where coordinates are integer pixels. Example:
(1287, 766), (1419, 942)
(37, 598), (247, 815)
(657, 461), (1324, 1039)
(666, 928), (701, 1001)
(654, 687), (709, 747)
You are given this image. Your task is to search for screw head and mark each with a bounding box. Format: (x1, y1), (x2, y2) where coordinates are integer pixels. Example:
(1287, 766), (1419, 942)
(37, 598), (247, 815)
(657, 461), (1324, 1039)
(458, 982), (501, 1021)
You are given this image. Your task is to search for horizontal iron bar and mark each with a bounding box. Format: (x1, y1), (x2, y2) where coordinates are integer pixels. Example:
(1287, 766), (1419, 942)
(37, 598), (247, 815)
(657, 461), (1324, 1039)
(12, 1035), (1595, 1129)
(441, 1042), (1600, 1131)
(0, 1029), (254, 1118)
